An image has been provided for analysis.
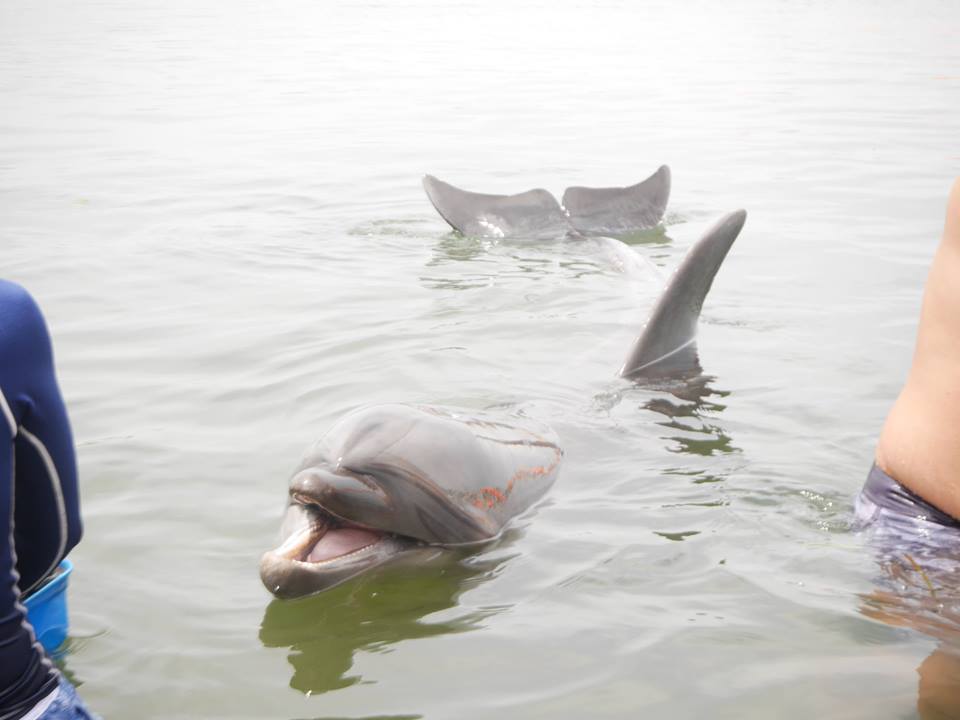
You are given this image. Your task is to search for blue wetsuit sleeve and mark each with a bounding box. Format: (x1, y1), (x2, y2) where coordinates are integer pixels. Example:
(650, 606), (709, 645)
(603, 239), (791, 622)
(0, 280), (81, 714)
(1, 281), (82, 593)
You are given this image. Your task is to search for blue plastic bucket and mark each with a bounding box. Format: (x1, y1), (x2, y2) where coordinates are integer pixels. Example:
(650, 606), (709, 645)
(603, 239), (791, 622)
(23, 559), (72, 654)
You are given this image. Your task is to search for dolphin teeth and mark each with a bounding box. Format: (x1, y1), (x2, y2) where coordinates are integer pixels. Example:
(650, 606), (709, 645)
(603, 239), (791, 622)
(272, 522), (327, 560)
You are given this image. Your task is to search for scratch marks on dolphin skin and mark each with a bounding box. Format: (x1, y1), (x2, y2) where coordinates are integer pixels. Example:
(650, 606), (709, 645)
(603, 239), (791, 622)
(469, 447), (563, 510)
(472, 434), (561, 450)
(475, 487), (507, 509)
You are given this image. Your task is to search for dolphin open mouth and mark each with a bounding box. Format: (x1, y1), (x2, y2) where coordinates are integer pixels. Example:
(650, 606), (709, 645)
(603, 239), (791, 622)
(273, 497), (388, 565)
(259, 491), (418, 599)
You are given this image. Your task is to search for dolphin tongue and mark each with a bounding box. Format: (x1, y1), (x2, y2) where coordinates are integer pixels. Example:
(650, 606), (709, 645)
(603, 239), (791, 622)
(306, 527), (381, 563)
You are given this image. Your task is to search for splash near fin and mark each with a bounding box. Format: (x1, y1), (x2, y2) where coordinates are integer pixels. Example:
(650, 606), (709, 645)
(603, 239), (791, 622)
(562, 165), (671, 236)
(422, 175), (571, 239)
(620, 209), (747, 380)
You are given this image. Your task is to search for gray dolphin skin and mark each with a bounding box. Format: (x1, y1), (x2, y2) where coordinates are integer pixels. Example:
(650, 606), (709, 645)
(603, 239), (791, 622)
(260, 404), (563, 598)
(562, 165), (672, 236)
(421, 178), (571, 239)
(620, 209), (748, 380)
(423, 165), (671, 239)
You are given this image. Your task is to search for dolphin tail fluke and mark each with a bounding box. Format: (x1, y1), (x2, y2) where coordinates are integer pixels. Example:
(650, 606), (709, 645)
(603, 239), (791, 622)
(422, 174), (570, 239)
(620, 209), (747, 380)
(562, 165), (671, 236)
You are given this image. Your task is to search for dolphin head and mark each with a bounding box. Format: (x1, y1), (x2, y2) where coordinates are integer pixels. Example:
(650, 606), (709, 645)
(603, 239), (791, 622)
(259, 404), (562, 599)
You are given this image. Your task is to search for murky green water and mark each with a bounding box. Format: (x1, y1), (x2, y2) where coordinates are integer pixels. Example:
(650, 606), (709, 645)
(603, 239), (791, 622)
(2, 0), (960, 717)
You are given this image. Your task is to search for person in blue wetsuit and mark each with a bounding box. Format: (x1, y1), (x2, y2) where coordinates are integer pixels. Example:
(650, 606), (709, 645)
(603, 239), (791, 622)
(0, 281), (94, 719)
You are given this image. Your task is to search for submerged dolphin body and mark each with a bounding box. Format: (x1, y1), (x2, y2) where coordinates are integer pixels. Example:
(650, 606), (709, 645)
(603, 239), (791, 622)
(261, 176), (747, 599)
(260, 405), (562, 598)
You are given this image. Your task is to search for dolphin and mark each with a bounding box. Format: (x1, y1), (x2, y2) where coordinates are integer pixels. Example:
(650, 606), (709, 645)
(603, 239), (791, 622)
(260, 405), (563, 599)
(620, 209), (747, 379)
(260, 182), (747, 599)
(422, 165), (671, 239)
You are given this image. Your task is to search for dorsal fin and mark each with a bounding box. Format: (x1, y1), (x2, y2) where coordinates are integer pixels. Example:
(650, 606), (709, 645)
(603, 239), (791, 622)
(620, 210), (747, 380)
(562, 165), (671, 236)
(422, 175), (572, 239)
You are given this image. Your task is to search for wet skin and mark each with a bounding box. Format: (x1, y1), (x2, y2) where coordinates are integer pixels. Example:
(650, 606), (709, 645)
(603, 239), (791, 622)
(260, 404), (563, 598)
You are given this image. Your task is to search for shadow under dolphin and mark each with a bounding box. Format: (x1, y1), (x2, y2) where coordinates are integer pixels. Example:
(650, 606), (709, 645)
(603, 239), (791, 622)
(634, 373), (737, 457)
(259, 543), (509, 696)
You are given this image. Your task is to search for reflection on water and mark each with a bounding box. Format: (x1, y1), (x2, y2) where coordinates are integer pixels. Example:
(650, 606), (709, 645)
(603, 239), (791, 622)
(422, 236), (591, 291)
(422, 225), (671, 290)
(348, 218), (435, 239)
(616, 225), (671, 247)
(259, 549), (505, 696)
(427, 233), (490, 265)
(641, 375), (738, 457)
(860, 544), (960, 718)
(652, 530), (701, 542)
(663, 468), (728, 486)
(916, 648), (960, 720)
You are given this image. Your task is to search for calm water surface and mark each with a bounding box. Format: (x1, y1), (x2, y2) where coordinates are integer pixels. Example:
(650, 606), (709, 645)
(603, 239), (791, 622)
(2, 1), (960, 717)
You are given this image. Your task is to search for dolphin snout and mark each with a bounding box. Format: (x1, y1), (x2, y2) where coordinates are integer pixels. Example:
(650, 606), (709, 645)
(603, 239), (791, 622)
(289, 467), (392, 527)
